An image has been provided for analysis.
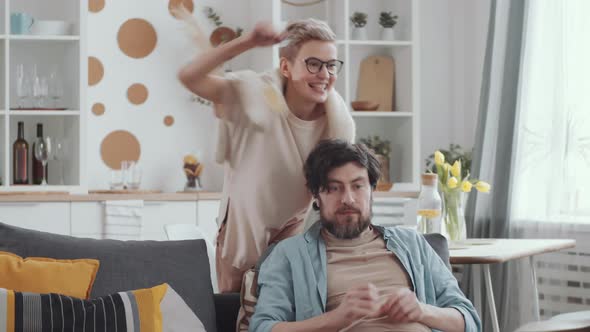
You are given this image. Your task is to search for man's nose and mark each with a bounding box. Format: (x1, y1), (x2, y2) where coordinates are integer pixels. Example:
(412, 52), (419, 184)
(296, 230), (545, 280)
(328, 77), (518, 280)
(341, 188), (355, 204)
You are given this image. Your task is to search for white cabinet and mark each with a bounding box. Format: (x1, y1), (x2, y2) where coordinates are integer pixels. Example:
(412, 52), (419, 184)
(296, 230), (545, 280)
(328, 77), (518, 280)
(249, 0), (421, 187)
(142, 201), (198, 241)
(0, 202), (70, 234)
(70, 201), (199, 241)
(0, 0), (86, 192)
(70, 202), (103, 237)
(197, 200), (221, 246)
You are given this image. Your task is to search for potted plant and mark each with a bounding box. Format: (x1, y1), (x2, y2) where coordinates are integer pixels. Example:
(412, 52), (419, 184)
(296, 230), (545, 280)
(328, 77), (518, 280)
(379, 12), (398, 40)
(204, 7), (242, 47)
(359, 135), (392, 190)
(350, 11), (368, 40)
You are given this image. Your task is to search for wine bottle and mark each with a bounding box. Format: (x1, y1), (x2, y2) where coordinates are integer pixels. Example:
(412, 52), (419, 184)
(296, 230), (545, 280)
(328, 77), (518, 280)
(13, 121), (29, 185)
(32, 123), (47, 185)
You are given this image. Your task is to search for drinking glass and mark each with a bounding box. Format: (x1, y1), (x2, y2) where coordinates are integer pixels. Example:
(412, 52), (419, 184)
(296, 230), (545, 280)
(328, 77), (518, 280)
(127, 162), (142, 190)
(48, 71), (64, 108)
(16, 64), (30, 108)
(109, 170), (123, 190)
(34, 136), (53, 185)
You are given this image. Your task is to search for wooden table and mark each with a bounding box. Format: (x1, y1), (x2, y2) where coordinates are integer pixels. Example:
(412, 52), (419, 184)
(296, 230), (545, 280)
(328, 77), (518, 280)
(449, 239), (577, 332)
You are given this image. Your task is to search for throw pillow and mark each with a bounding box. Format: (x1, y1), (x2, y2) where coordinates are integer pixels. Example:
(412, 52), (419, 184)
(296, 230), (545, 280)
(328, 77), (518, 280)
(0, 283), (205, 332)
(0, 251), (99, 299)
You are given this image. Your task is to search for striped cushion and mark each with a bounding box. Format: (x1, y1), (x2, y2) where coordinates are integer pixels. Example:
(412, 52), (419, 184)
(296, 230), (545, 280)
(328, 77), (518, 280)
(0, 284), (167, 332)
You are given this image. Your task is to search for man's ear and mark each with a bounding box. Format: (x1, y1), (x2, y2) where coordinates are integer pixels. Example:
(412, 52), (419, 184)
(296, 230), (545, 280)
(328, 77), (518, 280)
(312, 196), (320, 211)
(279, 57), (291, 79)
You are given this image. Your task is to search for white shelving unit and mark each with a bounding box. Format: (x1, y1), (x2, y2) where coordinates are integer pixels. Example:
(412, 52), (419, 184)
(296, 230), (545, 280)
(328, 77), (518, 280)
(249, 0), (420, 188)
(0, 0), (86, 192)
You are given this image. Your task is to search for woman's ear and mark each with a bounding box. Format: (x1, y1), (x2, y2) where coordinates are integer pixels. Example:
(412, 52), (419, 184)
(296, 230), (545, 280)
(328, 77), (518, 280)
(279, 57), (291, 79)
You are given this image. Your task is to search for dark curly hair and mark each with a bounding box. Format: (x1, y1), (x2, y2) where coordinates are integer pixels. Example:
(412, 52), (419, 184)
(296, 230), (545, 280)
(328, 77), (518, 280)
(304, 139), (381, 199)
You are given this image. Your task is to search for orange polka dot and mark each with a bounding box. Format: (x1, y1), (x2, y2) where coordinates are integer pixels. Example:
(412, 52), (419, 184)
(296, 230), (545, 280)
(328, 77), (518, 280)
(88, 56), (104, 86)
(92, 103), (105, 116)
(164, 116), (175, 126)
(100, 130), (141, 169)
(117, 19), (157, 59)
(127, 83), (149, 105)
(169, 0), (194, 18)
(89, 0), (105, 13)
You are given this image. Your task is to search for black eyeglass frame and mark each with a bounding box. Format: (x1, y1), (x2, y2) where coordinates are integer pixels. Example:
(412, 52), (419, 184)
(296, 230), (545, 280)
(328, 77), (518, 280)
(303, 57), (344, 75)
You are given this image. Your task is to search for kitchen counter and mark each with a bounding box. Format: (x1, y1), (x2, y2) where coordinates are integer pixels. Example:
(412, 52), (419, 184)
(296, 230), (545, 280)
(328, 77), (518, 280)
(0, 190), (418, 202)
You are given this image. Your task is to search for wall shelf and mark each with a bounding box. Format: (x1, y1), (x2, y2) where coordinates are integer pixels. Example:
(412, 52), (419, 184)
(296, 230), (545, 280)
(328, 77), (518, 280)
(9, 35), (80, 42)
(0, 0), (85, 191)
(9, 110), (80, 116)
(351, 111), (413, 118)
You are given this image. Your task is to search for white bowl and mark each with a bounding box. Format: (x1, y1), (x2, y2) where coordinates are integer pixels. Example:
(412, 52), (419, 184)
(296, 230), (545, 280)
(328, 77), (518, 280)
(30, 20), (72, 35)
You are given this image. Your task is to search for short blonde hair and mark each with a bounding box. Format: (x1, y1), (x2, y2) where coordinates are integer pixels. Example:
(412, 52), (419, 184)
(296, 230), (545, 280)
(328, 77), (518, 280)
(279, 19), (336, 61)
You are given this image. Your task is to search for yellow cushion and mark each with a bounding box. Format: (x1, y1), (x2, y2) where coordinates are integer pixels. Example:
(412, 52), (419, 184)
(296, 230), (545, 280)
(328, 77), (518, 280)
(0, 251), (99, 299)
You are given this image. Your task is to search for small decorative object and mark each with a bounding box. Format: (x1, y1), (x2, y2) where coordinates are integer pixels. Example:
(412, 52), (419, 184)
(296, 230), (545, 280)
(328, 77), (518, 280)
(204, 7), (243, 47)
(427, 145), (492, 241)
(350, 12), (368, 40)
(351, 100), (380, 111)
(359, 135), (392, 190)
(183, 154), (204, 191)
(378, 11), (398, 40)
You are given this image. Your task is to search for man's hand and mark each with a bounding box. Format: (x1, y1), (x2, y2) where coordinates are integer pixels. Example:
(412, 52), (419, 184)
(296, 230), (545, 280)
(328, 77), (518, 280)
(248, 22), (287, 47)
(377, 288), (425, 323)
(326, 283), (381, 330)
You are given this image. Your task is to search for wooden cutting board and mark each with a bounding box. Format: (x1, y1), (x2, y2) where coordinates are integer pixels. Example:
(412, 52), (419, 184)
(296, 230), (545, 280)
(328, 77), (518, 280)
(356, 55), (395, 112)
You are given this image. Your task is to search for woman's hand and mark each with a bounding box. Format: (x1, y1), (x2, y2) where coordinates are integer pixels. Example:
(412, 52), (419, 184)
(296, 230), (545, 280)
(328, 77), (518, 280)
(248, 21), (287, 47)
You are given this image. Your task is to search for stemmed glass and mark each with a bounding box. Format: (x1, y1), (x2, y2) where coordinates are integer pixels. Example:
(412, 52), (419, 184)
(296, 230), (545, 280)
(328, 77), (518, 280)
(34, 136), (53, 185)
(52, 138), (67, 185)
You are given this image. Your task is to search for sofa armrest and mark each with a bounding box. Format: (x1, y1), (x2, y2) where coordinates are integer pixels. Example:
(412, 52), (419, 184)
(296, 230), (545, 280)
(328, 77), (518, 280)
(214, 293), (241, 332)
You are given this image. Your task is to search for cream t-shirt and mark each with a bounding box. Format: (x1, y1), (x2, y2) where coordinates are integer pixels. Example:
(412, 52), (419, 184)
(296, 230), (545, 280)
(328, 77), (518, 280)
(215, 69), (355, 270)
(322, 226), (431, 332)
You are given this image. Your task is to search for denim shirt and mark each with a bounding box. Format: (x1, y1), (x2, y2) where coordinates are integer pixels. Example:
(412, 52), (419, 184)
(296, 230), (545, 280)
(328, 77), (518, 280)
(250, 222), (481, 332)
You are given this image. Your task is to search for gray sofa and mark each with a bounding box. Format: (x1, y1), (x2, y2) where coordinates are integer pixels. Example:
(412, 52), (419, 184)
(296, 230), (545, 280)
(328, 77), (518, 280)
(0, 222), (450, 332)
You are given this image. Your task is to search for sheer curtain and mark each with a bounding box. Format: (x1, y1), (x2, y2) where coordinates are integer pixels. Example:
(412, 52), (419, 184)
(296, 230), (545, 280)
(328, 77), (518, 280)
(510, 0), (590, 320)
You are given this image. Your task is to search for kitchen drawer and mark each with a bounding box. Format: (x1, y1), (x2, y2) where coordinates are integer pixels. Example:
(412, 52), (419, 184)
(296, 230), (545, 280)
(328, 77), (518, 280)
(0, 202), (70, 235)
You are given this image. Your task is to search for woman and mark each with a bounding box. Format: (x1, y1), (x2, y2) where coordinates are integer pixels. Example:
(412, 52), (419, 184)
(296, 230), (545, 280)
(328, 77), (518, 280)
(179, 18), (355, 292)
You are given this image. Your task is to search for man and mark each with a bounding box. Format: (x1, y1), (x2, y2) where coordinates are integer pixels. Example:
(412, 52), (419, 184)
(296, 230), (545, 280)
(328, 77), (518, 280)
(178, 19), (355, 292)
(250, 139), (481, 332)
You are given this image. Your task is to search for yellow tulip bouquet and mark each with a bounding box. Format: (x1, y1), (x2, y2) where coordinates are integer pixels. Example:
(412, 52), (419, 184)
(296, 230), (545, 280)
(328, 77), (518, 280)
(431, 149), (491, 241)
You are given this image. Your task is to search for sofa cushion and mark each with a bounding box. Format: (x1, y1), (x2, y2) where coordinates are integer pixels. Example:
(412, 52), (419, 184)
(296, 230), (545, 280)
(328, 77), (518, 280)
(0, 251), (99, 299)
(0, 222), (216, 332)
(0, 283), (206, 332)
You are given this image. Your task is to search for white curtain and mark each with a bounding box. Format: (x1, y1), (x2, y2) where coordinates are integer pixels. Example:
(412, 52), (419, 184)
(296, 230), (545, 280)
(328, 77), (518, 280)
(510, 0), (590, 319)
(512, 1), (590, 222)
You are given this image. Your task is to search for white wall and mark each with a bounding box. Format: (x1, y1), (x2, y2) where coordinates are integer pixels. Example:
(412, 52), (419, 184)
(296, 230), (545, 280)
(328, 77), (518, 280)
(420, 0), (490, 166)
(87, 0), (490, 192)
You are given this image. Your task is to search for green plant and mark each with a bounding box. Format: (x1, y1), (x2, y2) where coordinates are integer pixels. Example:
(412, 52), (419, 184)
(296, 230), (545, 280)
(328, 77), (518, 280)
(204, 6), (243, 44)
(425, 144), (472, 180)
(359, 135), (391, 159)
(350, 12), (368, 28)
(379, 12), (398, 28)
(204, 7), (222, 27)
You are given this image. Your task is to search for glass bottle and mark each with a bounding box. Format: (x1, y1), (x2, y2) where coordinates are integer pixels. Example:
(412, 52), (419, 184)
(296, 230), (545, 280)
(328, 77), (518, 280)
(417, 173), (442, 234)
(13, 121), (29, 184)
(32, 123), (48, 185)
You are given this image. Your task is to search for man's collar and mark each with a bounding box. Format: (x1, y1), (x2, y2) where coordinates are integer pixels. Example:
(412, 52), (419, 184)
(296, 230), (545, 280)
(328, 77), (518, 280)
(304, 221), (387, 243)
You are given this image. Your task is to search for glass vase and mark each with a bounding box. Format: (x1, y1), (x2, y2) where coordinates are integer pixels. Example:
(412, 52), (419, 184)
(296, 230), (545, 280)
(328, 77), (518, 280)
(442, 190), (467, 241)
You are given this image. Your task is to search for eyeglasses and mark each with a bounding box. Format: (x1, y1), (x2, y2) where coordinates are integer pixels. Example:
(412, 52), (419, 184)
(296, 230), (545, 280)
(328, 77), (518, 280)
(303, 57), (344, 75)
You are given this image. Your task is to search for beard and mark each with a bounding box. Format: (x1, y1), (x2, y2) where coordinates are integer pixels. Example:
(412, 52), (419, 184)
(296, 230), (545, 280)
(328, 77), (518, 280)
(320, 205), (372, 239)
